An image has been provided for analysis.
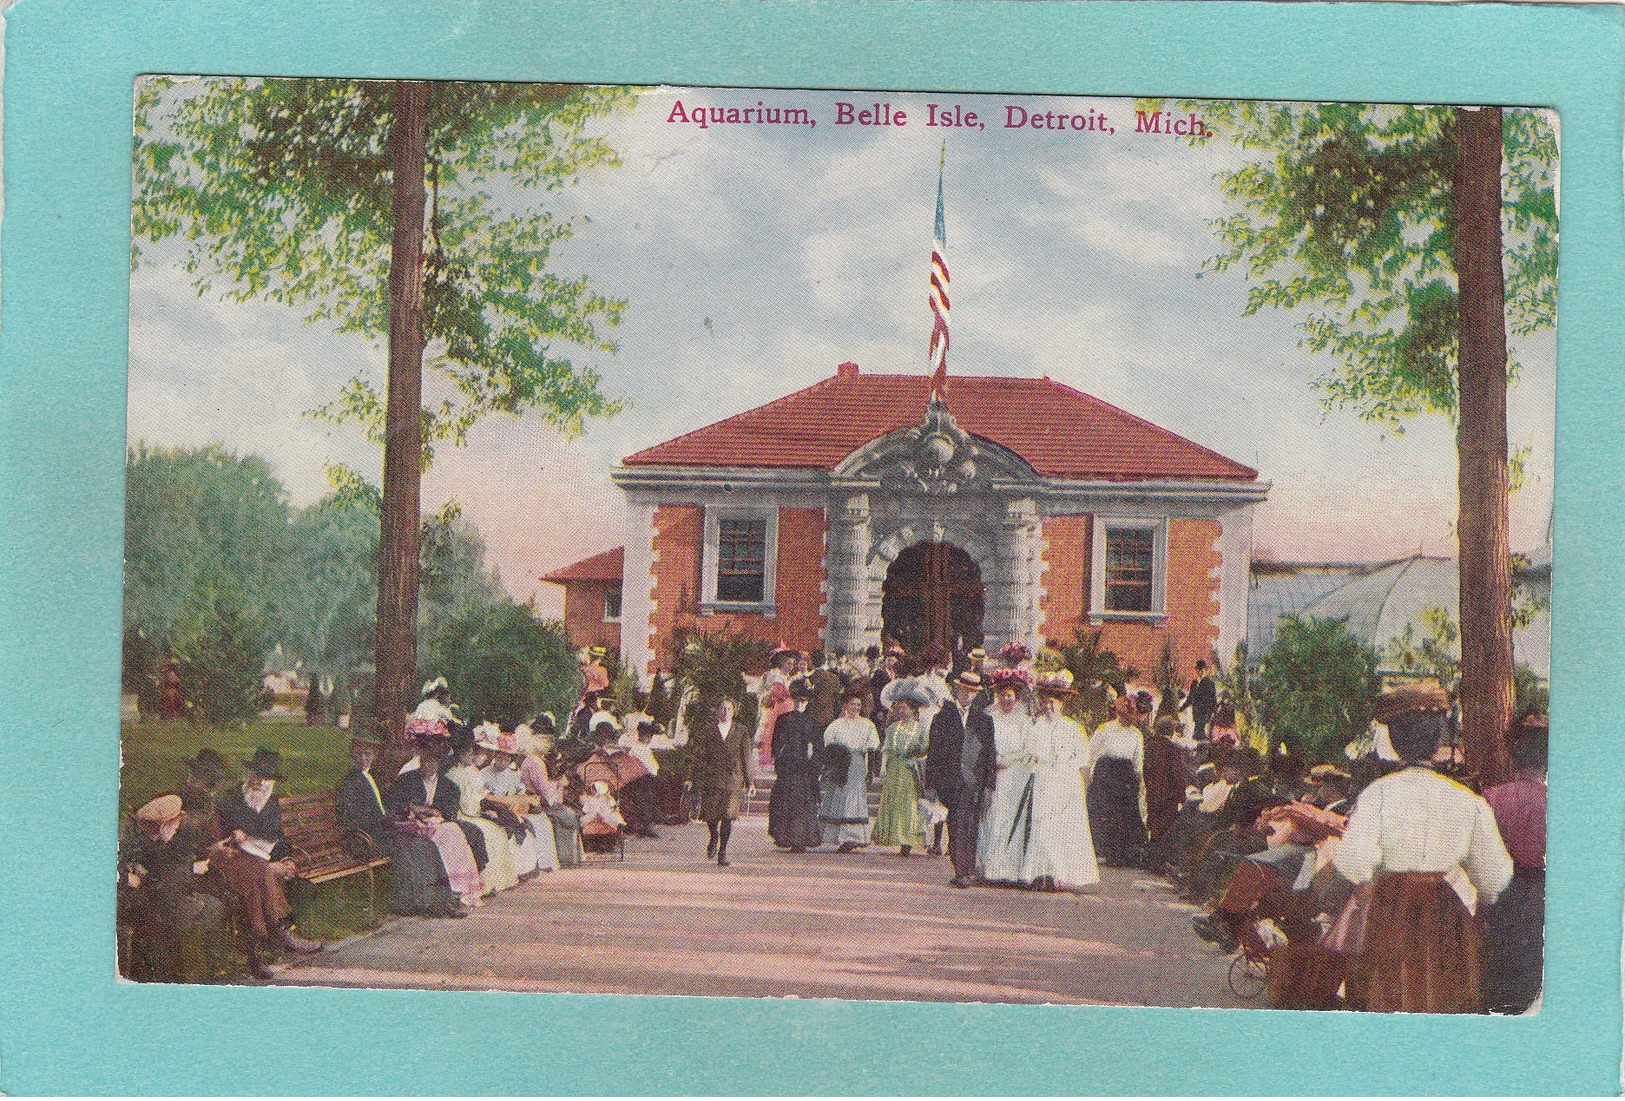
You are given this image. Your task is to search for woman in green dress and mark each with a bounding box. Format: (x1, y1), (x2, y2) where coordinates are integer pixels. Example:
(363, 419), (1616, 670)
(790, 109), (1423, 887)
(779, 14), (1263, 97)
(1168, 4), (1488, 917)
(872, 681), (929, 856)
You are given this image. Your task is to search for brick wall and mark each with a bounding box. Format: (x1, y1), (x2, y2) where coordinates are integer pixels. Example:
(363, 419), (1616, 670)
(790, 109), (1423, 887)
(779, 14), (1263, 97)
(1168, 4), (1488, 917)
(647, 503), (828, 672)
(1039, 514), (1221, 680)
(560, 581), (622, 654)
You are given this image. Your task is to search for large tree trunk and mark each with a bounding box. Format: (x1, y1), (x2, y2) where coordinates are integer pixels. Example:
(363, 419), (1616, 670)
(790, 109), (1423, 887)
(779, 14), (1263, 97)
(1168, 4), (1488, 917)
(1452, 105), (1516, 787)
(373, 81), (431, 774)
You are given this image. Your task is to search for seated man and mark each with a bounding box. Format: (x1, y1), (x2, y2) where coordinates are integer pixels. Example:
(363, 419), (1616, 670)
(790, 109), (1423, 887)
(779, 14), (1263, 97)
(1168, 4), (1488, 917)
(119, 795), (224, 982)
(213, 747), (324, 976)
(336, 736), (467, 918)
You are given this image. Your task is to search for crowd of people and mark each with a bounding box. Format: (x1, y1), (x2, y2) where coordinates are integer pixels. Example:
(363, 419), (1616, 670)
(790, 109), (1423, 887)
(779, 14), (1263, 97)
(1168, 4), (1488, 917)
(122, 639), (1547, 1014)
(710, 639), (1546, 1015)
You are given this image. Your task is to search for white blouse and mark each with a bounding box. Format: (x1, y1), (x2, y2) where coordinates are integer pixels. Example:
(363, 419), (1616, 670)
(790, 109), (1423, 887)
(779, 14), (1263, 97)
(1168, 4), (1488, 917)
(1332, 767), (1513, 904)
(1028, 714), (1088, 771)
(1088, 720), (1145, 774)
(823, 716), (879, 752)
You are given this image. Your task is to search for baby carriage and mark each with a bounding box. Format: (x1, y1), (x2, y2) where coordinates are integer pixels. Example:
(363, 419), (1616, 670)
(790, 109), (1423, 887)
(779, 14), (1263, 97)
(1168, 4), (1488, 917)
(575, 751), (644, 860)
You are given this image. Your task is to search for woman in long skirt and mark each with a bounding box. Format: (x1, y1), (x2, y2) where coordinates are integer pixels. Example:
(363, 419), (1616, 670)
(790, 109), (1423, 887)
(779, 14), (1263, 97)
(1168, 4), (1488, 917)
(768, 678), (824, 852)
(820, 689), (879, 852)
(977, 668), (1036, 885)
(1333, 684), (1514, 1013)
(872, 688), (928, 855)
(1020, 672), (1099, 892)
(1087, 689), (1149, 868)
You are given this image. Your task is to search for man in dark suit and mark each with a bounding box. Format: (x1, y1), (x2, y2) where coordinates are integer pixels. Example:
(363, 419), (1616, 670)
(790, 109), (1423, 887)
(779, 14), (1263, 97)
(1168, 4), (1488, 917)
(924, 671), (996, 888)
(213, 747), (323, 973)
(336, 736), (465, 918)
(1184, 660), (1219, 740)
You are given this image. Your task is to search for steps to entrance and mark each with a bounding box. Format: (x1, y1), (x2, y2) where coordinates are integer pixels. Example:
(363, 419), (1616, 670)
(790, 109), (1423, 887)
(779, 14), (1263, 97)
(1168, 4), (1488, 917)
(742, 770), (882, 817)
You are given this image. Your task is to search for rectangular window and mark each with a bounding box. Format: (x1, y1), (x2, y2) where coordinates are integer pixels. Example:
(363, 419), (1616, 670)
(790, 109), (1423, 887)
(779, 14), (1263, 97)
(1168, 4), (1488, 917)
(716, 517), (767, 603)
(602, 586), (622, 621)
(1104, 527), (1155, 612)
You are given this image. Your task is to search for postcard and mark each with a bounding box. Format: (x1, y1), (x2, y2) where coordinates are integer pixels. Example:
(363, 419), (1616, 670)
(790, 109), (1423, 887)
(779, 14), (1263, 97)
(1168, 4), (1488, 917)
(4, 0), (1621, 1095)
(119, 75), (1555, 1014)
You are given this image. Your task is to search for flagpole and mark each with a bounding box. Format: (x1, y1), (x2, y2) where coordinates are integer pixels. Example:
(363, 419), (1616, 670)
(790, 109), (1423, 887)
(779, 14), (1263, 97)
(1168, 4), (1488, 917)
(927, 140), (951, 404)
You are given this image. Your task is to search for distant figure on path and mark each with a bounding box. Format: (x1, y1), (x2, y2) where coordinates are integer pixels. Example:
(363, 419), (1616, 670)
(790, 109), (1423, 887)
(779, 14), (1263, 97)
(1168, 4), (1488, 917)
(768, 678), (824, 852)
(694, 696), (753, 866)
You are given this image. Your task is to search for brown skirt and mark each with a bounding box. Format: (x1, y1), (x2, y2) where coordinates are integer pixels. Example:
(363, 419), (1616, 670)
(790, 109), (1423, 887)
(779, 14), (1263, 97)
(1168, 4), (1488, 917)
(1355, 871), (1482, 1014)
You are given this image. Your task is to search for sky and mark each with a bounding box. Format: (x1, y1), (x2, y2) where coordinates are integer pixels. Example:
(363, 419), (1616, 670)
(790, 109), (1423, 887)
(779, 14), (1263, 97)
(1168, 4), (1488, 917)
(127, 85), (1557, 618)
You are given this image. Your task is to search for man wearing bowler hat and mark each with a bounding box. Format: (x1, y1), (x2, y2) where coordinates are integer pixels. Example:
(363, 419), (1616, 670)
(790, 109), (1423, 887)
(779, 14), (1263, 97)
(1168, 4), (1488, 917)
(214, 747), (324, 974)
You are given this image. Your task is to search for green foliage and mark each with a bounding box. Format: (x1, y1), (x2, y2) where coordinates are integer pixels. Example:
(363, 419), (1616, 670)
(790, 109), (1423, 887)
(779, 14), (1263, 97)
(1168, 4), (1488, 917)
(277, 493), (379, 687)
(665, 625), (771, 729)
(1514, 663), (1548, 720)
(170, 570), (272, 726)
(124, 443), (294, 647)
(1257, 615), (1380, 763)
(1054, 628), (1127, 729)
(420, 595), (577, 730)
(1159, 100), (1557, 431)
(1387, 604), (1461, 690)
(133, 77), (634, 463)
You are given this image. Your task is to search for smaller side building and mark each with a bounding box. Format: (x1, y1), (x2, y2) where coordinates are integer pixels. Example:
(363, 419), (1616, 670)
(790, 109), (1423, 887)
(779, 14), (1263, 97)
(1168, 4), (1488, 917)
(541, 546), (624, 654)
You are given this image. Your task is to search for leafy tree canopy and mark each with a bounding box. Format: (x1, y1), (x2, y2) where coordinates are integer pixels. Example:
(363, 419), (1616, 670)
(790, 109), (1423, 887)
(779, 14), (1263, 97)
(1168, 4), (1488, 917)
(1257, 614), (1380, 762)
(125, 442), (293, 645)
(1166, 101), (1557, 430)
(133, 77), (634, 470)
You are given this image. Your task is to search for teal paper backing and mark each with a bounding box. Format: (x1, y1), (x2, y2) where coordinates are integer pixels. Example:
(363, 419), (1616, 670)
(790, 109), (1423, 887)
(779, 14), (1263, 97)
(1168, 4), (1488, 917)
(1, 0), (1619, 1093)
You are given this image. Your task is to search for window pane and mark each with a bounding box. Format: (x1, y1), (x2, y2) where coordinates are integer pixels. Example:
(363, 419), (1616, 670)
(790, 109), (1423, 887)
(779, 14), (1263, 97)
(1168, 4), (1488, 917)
(717, 518), (767, 603)
(1104, 527), (1154, 613)
(603, 588), (622, 619)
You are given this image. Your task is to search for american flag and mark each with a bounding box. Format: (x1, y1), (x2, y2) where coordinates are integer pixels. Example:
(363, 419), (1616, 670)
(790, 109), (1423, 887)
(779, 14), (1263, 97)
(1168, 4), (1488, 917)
(927, 143), (951, 401)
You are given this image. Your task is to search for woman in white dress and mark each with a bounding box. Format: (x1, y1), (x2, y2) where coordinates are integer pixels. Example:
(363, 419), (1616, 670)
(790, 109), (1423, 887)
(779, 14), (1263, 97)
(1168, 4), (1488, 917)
(976, 666), (1036, 885)
(819, 689), (881, 851)
(1019, 671), (1100, 892)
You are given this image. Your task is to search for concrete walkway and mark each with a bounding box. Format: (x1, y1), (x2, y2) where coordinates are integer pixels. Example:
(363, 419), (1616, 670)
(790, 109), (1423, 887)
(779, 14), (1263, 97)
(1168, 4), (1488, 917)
(276, 816), (1246, 1007)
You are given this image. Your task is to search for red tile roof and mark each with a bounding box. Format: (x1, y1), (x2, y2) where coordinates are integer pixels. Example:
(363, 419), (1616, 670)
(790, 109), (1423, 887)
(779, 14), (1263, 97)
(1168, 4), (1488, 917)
(540, 546), (624, 584)
(622, 365), (1257, 481)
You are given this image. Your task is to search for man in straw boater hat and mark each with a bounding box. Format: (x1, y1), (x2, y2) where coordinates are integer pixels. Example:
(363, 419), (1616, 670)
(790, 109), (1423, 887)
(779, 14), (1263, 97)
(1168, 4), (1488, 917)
(213, 747), (325, 975)
(1480, 712), (1548, 1014)
(119, 794), (225, 982)
(924, 669), (997, 887)
(1332, 683), (1514, 1013)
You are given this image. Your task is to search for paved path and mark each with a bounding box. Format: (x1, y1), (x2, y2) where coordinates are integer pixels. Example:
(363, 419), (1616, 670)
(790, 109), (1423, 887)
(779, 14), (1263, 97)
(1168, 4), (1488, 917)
(277, 817), (1245, 1007)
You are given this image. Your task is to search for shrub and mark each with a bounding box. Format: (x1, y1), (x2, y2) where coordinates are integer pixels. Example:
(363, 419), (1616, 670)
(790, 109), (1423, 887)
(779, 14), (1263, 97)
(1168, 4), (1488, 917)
(1256, 615), (1380, 762)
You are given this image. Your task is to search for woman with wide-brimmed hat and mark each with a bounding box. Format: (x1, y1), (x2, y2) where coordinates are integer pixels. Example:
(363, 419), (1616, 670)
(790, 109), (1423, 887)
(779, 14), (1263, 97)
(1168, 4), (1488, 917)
(1333, 684), (1514, 1013)
(1017, 671), (1099, 892)
(976, 666), (1036, 885)
(871, 680), (931, 856)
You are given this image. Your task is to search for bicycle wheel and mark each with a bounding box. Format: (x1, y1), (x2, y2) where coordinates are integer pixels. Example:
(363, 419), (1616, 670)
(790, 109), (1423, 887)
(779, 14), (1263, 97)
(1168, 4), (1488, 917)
(1228, 952), (1268, 999)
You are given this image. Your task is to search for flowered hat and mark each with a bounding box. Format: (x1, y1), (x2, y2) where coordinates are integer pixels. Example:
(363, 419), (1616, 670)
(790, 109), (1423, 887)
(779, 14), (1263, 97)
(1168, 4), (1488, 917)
(987, 666), (1032, 691)
(1035, 669), (1076, 697)
(996, 641), (1032, 666)
(420, 676), (449, 699)
(471, 721), (503, 751)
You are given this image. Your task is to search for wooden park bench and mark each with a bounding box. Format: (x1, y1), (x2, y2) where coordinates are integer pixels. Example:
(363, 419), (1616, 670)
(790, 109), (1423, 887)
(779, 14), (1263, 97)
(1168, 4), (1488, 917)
(280, 792), (391, 914)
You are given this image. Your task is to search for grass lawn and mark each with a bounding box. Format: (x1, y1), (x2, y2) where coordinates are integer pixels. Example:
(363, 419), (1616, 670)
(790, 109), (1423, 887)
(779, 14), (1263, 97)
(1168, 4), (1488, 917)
(119, 717), (391, 960)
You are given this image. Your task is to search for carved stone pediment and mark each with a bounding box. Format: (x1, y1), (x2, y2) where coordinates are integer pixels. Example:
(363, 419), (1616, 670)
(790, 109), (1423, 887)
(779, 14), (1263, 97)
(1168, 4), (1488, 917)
(834, 398), (1035, 496)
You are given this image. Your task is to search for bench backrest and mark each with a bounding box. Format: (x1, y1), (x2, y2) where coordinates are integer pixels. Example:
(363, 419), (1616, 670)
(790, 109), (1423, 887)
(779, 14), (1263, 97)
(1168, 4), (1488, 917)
(280, 792), (381, 880)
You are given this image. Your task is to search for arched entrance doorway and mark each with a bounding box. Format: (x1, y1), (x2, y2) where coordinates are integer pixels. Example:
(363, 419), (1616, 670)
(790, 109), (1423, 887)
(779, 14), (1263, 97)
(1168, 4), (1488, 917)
(881, 542), (984, 658)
